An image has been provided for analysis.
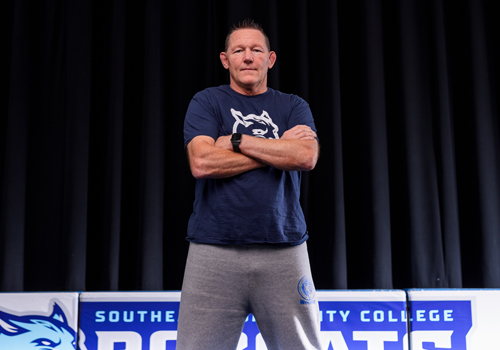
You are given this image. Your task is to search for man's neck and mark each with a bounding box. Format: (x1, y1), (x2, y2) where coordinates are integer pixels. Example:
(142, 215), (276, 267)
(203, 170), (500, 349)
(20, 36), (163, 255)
(230, 81), (268, 96)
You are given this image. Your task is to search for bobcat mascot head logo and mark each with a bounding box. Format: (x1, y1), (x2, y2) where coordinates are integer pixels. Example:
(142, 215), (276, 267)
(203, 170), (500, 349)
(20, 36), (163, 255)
(0, 303), (76, 349)
(231, 108), (279, 139)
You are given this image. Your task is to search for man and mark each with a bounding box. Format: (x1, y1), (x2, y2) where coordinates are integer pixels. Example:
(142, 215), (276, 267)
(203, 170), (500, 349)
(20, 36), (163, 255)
(177, 19), (321, 350)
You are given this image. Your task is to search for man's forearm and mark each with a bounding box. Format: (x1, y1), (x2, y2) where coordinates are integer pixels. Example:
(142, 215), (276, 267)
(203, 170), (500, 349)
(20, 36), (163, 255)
(211, 124), (319, 172)
(188, 124), (319, 179)
(239, 135), (319, 171)
(187, 136), (265, 179)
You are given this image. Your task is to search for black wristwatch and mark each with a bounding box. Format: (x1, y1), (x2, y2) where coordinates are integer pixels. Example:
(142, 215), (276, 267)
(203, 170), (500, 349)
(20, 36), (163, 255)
(231, 133), (242, 153)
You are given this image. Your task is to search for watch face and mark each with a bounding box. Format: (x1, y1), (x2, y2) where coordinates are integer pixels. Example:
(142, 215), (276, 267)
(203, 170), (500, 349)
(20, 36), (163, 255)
(232, 133), (242, 141)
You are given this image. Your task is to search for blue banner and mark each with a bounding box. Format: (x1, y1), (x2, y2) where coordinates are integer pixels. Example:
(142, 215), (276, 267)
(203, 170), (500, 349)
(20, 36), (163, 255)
(80, 301), (179, 350)
(408, 300), (472, 349)
(79, 299), (409, 350)
(319, 301), (407, 350)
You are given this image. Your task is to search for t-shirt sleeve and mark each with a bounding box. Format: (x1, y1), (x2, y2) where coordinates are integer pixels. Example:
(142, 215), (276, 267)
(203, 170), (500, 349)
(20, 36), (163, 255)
(287, 96), (318, 133)
(183, 92), (221, 149)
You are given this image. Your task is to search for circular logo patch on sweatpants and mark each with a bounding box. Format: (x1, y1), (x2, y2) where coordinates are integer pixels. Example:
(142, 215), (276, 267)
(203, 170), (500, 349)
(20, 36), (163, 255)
(298, 275), (316, 304)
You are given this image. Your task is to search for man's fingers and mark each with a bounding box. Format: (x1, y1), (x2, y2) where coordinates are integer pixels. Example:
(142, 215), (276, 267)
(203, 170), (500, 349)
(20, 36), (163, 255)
(292, 128), (316, 139)
(281, 125), (316, 140)
(298, 135), (316, 140)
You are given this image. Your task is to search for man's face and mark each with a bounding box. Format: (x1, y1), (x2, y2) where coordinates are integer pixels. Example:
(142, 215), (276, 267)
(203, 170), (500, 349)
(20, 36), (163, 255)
(220, 29), (276, 96)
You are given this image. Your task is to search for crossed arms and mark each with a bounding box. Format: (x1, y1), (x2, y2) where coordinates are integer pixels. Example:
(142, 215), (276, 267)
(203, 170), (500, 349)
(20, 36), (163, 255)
(187, 125), (319, 179)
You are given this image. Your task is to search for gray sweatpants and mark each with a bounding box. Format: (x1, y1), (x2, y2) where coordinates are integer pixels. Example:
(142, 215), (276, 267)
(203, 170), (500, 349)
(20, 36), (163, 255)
(176, 242), (321, 350)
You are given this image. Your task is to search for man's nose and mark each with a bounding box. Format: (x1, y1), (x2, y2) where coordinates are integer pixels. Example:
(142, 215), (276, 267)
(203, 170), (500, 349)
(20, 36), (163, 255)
(243, 49), (253, 63)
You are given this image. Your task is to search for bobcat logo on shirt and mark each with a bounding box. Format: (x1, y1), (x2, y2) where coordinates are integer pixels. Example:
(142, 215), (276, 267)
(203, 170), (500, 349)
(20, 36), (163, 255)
(0, 303), (76, 349)
(231, 108), (279, 139)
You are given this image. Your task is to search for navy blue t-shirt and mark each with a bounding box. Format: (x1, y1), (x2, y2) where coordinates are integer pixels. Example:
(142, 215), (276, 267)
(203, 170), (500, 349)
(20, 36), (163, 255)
(183, 85), (317, 245)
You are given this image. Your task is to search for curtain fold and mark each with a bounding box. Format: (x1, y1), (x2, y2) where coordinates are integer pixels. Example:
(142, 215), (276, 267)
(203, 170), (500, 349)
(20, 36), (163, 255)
(86, 0), (126, 292)
(137, 0), (165, 290)
(362, 0), (393, 289)
(468, 0), (500, 287)
(61, 0), (92, 291)
(399, 0), (447, 288)
(430, 0), (462, 288)
(308, 0), (347, 289)
(1, 0), (30, 291)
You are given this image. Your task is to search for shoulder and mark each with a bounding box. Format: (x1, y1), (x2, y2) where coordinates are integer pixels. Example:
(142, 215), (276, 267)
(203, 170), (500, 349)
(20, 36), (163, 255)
(193, 85), (232, 100)
(266, 88), (310, 113)
(188, 86), (232, 112)
(267, 88), (308, 105)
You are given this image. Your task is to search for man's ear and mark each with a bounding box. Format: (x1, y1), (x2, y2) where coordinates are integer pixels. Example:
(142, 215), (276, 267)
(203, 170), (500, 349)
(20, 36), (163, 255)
(220, 52), (229, 69)
(268, 51), (277, 69)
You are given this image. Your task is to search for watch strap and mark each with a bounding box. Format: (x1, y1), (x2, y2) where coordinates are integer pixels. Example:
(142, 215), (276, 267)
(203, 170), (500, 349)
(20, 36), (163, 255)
(231, 133), (242, 153)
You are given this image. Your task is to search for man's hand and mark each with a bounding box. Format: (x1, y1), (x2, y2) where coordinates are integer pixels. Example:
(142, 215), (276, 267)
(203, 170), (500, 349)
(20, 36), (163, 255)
(281, 125), (317, 140)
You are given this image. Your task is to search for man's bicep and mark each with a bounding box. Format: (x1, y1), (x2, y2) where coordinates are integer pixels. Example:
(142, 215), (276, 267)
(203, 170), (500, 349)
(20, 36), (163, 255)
(186, 136), (219, 178)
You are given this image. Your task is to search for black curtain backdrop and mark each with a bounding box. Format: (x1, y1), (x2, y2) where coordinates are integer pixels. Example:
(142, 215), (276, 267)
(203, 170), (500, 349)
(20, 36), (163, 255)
(1, 0), (500, 292)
